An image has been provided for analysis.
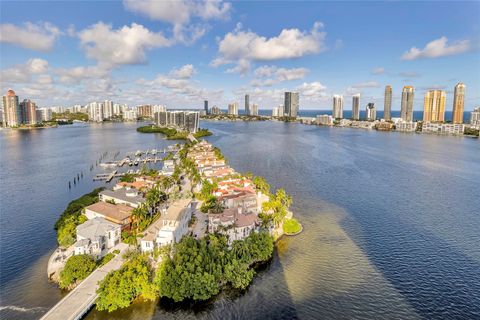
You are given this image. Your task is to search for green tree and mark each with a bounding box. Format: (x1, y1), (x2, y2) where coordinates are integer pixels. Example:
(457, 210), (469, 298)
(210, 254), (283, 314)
(253, 176), (270, 195)
(200, 196), (224, 214)
(59, 255), (96, 289)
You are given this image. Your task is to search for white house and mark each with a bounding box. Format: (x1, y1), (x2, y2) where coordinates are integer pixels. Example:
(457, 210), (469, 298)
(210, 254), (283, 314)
(74, 217), (121, 259)
(140, 199), (192, 252)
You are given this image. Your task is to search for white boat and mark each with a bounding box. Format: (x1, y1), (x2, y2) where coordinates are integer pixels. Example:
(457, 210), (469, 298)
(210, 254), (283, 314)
(99, 161), (117, 168)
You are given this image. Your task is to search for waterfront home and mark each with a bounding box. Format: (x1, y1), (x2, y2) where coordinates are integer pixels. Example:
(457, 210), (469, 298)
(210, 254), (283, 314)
(219, 192), (259, 214)
(200, 165), (235, 180)
(208, 207), (260, 244)
(213, 178), (256, 197)
(84, 202), (133, 230)
(140, 199), (193, 252)
(74, 217), (121, 258)
(422, 122), (465, 135)
(99, 188), (145, 208)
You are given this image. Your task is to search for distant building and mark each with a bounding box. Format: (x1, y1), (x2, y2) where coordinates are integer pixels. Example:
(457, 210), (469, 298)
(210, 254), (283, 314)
(245, 94), (250, 115)
(422, 122), (465, 135)
(423, 90), (446, 123)
(123, 109), (137, 121)
(352, 94), (360, 120)
(84, 202), (133, 230)
(365, 103), (376, 121)
(99, 188), (146, 208)
(452, 82), (466, 124)
(19, 99), (38, 124)
(154, 110), (199, 133)
(284, 92), (299, 117)
(272, 106), (283, 117)
(38, 108), (53, 121)
(393, 118), (416, 132)
(384, 85), (392, 120)
(210, 106), (221, 115)
(208, 208), (260, 245)
(228, 102), (238, 115)
(137, 105), (154, 118)
(250, 104), (259, 116)
(204, 100), (209, 115)
(470, 107), (480, 126)
(87, 102), (104, 122)
(316, 114), (334, 126)
(401, 86), (415, 122)
(103, 100), (113, 119)
(2, 89), (20, 127)
(333, 95), (344, 119)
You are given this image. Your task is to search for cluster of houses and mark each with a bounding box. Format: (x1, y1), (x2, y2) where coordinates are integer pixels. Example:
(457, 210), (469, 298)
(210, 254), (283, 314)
(73, 140), (271, 259)
(73, 175), (161, 259)
(188, 141), (269, 244)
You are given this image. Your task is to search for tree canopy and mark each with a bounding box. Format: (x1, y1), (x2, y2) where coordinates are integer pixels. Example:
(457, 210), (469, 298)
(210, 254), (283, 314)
(59, 255), (96, 289)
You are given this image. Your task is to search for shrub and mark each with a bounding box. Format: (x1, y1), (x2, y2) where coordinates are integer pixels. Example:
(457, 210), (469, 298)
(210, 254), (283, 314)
(59, 255), (96, 289)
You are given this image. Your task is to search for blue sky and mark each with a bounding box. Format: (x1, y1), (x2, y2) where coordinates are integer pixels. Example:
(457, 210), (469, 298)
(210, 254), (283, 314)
(1, 0), (479, 110)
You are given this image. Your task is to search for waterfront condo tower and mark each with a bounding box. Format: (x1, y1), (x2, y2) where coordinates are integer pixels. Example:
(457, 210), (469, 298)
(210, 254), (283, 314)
(400, 86), (415, 122)
(452, 82), (466, 124)
(19, 99), (38, 125)
(352, 94), (360, 120)
(245, 94), (250, 115)
(228, 102), (238, 115)
(2, 89), (20, 127)
(384, 85), (392, 121)
(204, 100), (209, 115)
(366, 103), (376, 121)
(284, 92), (299, 117)
(333, 95), (344, 119)
(423, 90), (446, 123)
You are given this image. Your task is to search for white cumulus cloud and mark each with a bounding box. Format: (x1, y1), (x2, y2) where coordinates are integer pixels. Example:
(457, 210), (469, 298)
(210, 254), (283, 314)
(0, 22), (61, 51)
(401, 36), (470, 60)
(212, 22), (326, 74)
(169, 64), (196, 79)
(78, 22), (172, 67)
(251, 65), (309, 86)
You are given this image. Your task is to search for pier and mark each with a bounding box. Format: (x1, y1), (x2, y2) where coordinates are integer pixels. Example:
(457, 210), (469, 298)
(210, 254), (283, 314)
(40, 243), (129, 320)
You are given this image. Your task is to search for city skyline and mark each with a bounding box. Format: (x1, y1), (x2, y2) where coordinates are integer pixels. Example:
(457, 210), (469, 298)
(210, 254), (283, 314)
(1, 1), (479, 110)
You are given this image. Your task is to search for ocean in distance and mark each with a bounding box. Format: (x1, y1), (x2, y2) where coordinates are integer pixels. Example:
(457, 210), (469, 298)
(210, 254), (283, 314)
(0, 120), (479, 320)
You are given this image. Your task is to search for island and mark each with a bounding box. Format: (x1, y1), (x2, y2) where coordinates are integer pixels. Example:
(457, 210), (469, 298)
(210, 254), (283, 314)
(201, 114), (268, 122)
(137, 125), (212, 140)
(45, 138), (300, 317)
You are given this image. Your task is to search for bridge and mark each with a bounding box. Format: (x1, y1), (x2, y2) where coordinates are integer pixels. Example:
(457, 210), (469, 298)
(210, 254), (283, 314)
(40, 243), (129, 320)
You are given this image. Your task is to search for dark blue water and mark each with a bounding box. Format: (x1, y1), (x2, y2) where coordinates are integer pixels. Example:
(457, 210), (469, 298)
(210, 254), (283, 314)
(1, 121), (479, 320)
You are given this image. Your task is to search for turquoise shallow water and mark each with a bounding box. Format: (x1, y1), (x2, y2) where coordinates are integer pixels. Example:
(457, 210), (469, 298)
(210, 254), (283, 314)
(1, 121), (479, 320)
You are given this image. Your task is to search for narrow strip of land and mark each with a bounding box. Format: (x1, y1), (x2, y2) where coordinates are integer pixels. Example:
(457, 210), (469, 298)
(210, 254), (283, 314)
(40, 243), (129, 320)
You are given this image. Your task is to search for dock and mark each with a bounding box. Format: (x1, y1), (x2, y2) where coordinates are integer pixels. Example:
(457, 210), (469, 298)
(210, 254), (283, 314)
(40, 243), (129, 320)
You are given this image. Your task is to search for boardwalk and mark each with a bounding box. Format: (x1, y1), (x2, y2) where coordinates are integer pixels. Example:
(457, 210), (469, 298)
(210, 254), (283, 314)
(40, 243), (129, 320)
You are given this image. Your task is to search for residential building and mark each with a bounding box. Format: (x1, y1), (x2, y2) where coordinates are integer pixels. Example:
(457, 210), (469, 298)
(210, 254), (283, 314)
(38, 108), (52, 121)
(99, 188), (146, 208)
(272, 105), (284, 117)
(87, 102), (104, 122)
(2, 89), (20, 127)
(219, 192), (259, 214)
(452, 82), (466, 124)
(245, 94), (250, 115)
(19, 99), (37, 124)
(84, 202), (134, 229)
(154, 110), (199, 133)
(228, 102), (238, 115)
(74, 217), (121, 258)
(204, 100), (209, 115)
(393, 118), (416, 132)
(208, 208), (260, 244)
(422, 122), (465, 135)
(137, 105), (153, 118)
(284, 92), (299, 117)
(384, 85), (392, 120)
(352, 94), (360, 120)
(401, 86), (415, 122)
(470, 107), (480, 126)
(210, 106), (221, 115)
(333, 95), (344, 119)
(152, 105), (166, 114)
(103, 100), (113, 119)
(123, 109), (137, 121)
(366, 103), (376, 121)
(423, 90), (446, 122)
(250, 104), (259, 116)
(140, 199), (193, 251)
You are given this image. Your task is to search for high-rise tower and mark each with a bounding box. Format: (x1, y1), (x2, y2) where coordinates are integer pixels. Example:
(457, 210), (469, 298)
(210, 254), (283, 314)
(452, 82), (466, 124)
(333, 95), (344, 119)
(400, 86), (415, 122)
(284, 92), (299, 117)
(384, 85), (392, 120)
(245, 94), (250, 115)
(423, 90), (446, 122)
(352, 94), (360, 120)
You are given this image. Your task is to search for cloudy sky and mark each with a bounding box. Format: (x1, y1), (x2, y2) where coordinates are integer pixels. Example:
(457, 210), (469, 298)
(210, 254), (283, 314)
(1, 0), (479, 111)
